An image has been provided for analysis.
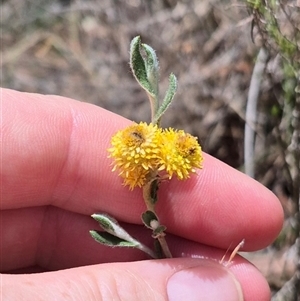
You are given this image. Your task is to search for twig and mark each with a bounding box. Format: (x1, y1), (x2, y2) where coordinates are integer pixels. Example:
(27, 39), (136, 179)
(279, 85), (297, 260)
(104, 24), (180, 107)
(271, 269), (300, 301)
(290, 91), (300, 209)
(244, 47), (269, 177)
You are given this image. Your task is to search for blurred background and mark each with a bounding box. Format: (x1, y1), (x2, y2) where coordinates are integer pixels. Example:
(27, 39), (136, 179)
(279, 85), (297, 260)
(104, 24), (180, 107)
(1, 0), (299, 299)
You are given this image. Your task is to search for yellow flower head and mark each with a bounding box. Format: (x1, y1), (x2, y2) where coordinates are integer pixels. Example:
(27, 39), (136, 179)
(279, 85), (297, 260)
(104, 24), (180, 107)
(108, 122), (161, 189)
(158, 129), (203, 180)
(108, 123), (203, 189)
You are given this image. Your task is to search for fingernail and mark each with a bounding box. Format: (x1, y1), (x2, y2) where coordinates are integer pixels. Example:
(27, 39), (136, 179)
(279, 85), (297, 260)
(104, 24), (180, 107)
(167, 260), (244, 301)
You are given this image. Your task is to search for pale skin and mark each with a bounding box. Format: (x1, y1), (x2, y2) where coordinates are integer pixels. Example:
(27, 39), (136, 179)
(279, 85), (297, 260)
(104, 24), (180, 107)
(1, 88), (283, 300)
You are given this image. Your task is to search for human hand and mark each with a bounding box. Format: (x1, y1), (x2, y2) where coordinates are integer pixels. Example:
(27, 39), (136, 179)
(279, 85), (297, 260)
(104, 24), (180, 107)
(1, 88), (283, 300)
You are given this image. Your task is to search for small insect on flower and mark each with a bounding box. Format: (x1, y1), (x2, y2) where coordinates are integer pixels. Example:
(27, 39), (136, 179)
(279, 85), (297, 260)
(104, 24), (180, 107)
(108, 122), (162, 189)
(130, 131), (144, 140)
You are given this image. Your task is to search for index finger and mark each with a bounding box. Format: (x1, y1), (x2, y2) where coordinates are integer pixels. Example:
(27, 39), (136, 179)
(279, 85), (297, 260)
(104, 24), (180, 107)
(1, 88), (283, 250)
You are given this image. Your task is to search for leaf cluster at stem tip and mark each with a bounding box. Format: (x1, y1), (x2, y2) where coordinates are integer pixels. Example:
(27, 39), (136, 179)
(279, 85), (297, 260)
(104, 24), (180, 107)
(130, 36), (177, 125)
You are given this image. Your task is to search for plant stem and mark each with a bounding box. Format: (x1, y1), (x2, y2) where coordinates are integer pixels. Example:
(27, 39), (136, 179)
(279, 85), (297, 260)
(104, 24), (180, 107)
(137, 243), (158, 259)
(142, 178), (157, 212)
(142, 177), (173, 258)
(157, 235), (172, 258)
(148, 94), (159, 125)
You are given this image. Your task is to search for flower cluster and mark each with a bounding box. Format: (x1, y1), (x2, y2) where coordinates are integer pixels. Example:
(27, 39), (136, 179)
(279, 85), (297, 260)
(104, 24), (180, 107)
(108, 122), (203, 189)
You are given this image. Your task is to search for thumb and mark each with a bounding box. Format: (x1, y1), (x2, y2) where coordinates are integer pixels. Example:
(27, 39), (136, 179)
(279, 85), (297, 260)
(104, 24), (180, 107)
(2, 258), (247, 301)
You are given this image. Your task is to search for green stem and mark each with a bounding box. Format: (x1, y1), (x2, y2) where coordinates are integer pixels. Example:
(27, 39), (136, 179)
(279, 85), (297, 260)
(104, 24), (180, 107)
(157, 235), (172, 258)
(142, 175), (172, 258)
(148, 93), (159, 126)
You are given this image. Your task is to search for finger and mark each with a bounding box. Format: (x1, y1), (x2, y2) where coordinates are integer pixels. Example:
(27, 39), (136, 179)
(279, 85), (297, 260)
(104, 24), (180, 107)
(0, 205), (272, 273)
(0, 206), (240, 271)
(1, 206), (146, 271)
(2, 256), (270, 301)
(1, 88), (283, 250)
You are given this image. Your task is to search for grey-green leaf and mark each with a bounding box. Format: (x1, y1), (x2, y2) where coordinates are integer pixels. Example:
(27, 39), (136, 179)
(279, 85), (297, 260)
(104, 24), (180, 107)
(141, 210), (159, 229)
(91, 213), (117, 232)
(142, 43), (159, 96)
(153, 73), (177, 124)
(130, 36), (155, 97)
(92, 213), (137, 243)
(89, 230), (139, 248)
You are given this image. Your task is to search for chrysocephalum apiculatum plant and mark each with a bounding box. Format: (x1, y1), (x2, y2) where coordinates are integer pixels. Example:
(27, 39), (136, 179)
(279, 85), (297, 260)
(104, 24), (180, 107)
(89, 36), (204, 259)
